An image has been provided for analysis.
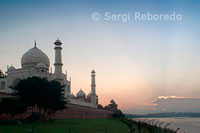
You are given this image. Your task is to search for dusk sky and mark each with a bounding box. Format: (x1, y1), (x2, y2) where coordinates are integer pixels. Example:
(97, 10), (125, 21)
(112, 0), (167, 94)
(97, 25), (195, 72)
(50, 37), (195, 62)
(1, 0), (200, 114)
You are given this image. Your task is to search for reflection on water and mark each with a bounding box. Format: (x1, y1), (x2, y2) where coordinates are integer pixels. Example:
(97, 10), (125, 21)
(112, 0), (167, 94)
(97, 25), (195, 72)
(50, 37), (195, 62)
(133, 117), (200, 133)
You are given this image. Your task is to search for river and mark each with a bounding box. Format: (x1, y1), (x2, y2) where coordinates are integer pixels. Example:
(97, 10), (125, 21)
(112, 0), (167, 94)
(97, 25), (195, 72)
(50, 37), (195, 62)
(132, 117), (200, 133)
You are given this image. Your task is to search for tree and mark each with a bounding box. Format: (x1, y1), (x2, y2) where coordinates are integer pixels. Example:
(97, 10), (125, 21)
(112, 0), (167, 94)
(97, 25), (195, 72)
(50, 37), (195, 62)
(97, 104), (104, 109)
(0, 97), (27, 119)
(42, 80), (67, 119)
(0, 69), (5, 78)
(13, 76), (67, 119)
(112, 109), (124, 118)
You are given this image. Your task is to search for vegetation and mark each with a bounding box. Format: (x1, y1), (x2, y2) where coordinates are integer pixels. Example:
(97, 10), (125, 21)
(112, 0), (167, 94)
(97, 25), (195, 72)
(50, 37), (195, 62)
(0, 97), (27, 118)
(122, 119), (175, 133)
(99, 99), (124, 118)
(10, 77), (67, 120)
(0, 118), (176, 133)
(0, 119), (129, 133)
(0, 69), (6, 78)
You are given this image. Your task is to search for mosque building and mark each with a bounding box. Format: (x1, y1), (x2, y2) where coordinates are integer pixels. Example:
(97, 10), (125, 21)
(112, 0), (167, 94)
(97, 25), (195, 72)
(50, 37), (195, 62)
(0, 39), (98, 108)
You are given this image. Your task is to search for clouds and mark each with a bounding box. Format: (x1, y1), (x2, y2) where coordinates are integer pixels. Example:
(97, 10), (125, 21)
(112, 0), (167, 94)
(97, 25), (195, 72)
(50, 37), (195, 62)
(150, 96), (200, 113)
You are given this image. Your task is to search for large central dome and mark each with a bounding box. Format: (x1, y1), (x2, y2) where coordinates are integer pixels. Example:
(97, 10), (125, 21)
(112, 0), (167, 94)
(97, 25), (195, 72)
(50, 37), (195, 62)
(21, 45), (50, 69)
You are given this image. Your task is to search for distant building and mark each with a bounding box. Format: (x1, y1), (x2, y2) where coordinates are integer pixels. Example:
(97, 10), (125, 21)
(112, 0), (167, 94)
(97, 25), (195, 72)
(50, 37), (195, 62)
(0, 39), (98, 108)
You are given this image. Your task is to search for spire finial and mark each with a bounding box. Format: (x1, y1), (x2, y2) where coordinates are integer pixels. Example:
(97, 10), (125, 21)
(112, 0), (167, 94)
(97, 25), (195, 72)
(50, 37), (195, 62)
(34, 40), (36, 47)
(91, 69), (95, 73)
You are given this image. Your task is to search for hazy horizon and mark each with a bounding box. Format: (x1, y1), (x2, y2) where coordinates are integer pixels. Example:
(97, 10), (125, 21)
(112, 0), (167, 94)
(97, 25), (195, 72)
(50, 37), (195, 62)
(1, 0), (200, 114)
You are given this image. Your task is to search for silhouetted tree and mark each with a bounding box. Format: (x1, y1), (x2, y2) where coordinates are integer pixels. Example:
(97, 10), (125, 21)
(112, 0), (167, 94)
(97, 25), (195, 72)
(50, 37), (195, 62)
(13, 76), (67, 119)
(0, 97), (27, 119)
(97, 104), (104, 109)
(0, 70), (5, 78)
(42, 80), (67, 119)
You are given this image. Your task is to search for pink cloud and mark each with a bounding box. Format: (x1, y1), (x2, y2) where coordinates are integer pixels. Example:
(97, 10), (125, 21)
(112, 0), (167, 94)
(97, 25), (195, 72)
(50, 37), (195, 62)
(148, 96), (200, 113)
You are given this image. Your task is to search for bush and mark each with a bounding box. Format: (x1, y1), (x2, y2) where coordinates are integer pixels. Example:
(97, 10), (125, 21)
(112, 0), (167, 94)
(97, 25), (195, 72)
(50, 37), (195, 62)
(0, 97), (27, 118)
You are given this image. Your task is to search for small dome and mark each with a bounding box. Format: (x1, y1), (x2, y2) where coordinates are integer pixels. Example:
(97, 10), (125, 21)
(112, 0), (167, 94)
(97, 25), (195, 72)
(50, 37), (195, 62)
(77, 89), (86, 98)
(91, 70), (95, 73)
(21, 45), (50, 69)
(87, 93), (91, 97)
(8, 66), (15, 71)
(36, 63), (48, 69)
(69, 93), (75, 98)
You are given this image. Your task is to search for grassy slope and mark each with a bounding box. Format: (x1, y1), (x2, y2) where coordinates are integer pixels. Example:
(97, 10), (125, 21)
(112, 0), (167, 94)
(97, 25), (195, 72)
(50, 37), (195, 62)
(0, 119), (131, 133)
(0, 119), (173, 133)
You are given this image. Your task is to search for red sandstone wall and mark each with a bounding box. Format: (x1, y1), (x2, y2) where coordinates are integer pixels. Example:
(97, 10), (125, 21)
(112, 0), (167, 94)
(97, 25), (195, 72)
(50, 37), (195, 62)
(0, 104), (113, 120)
(55, 104), (113, 119)
(0, 92), (12, 99)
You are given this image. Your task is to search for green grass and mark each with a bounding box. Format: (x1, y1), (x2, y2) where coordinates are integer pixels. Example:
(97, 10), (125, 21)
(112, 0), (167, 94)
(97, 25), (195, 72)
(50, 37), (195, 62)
(0, 119), (131, 133)
(0, 119), (174, 133)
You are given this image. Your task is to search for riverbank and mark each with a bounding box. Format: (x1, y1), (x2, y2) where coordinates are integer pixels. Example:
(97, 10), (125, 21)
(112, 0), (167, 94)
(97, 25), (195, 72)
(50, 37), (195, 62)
(133, 117), (200, 133)
(0, 118), (175, 133)
(123, 118), (175, 133)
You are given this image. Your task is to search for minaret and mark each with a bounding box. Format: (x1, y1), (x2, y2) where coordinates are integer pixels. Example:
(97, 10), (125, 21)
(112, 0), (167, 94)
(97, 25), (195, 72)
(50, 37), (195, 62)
(91, 70), (97, 106)
(54, 39), (63, 77)
(69, 77), (71, 94)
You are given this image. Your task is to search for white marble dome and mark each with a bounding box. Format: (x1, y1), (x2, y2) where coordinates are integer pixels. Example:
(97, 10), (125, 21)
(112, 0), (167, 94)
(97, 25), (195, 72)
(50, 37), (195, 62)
(21, 45), (50, 69)
(8, 66), (15, 71)
(36, 63), (48, 69)
(77, 89), (86, 98)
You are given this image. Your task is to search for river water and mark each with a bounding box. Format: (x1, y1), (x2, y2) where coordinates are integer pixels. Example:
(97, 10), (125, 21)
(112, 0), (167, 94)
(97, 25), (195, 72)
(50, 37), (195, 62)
(132, 117), (200, 133)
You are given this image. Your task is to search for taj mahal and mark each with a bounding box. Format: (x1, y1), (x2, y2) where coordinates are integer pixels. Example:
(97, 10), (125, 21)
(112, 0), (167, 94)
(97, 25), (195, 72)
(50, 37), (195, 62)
(0, 39), (98, 108)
